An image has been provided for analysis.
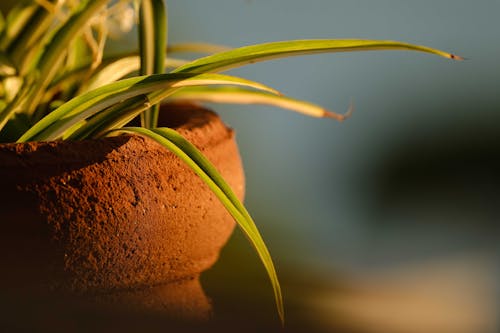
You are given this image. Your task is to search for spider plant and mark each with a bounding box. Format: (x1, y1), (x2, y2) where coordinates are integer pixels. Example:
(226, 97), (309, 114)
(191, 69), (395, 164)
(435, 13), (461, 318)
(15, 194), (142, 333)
(0, 0), (462, 324)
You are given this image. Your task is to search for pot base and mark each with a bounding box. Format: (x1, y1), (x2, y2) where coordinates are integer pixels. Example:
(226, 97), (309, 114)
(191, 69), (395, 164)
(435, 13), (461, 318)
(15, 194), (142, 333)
(91, 277), (212, 320)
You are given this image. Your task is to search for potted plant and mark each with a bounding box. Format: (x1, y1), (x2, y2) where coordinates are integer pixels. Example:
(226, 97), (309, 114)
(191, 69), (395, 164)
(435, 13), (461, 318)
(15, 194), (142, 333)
(0, 0), (461, 327)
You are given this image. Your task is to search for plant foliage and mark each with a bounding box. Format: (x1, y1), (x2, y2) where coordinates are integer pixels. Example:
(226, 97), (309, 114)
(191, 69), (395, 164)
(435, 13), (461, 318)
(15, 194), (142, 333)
(0, 0), (462, 324)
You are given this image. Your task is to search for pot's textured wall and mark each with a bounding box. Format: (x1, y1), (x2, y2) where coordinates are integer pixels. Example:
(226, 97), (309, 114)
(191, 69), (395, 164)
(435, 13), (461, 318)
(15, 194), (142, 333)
(0, 106), (244, 321)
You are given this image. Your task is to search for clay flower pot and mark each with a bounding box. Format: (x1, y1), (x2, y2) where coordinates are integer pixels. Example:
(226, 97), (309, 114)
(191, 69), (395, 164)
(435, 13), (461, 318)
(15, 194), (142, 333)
(0, 104), (245, 321)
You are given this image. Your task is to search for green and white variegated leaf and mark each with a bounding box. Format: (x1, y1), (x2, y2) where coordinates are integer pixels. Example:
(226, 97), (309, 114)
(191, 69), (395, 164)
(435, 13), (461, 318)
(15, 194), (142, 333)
(82, 56), (188, 93)
(173, 39), (462, 74)
(70, 85), (351, 141)
(19, 0), (109, 115)
(44, 56), (188, 104)
(165, 86), (351, 120)
(138, 0), (167, 128)
(66, 95), (151, 140)
(107, 126), (284, 325)
(167, 42), (231, 54)
(79, 42), (230, 93)
(8, 1), (62, 75)
(17, 72), (281, 142)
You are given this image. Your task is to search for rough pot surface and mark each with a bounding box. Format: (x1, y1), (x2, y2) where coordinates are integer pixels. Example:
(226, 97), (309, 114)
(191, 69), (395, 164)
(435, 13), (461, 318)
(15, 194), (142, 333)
(0, 104), (245, 321)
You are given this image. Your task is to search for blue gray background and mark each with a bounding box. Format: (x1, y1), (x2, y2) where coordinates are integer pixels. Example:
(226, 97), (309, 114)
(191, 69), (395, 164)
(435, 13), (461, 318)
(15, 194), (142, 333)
(167, 1), (499, 330)
(167, 2), (499, 267)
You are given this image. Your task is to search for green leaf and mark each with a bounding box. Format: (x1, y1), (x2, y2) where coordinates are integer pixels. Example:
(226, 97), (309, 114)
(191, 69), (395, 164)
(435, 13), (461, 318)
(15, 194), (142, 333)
(0, 2), (37, 51)
(20, 0), (109, 115)
(107, 126), (284, 325)
(7, 0), (59, 75)
(81, 56), (188, 93)
(138, 0), (167, 128)
(47, 54), (188, 99)
(64, 42), (227, 93)
(0, 9), (5, 33)
(168, 42), (231, 54)
(173, 39), (463, 74)
(165, 86), (351, 120)
(0, 75), (35, 131)
(66, 94), (151, 140)
(0, 52), (16, 76)
(17, 73), (281, 142)
(0, 112), (30, 143)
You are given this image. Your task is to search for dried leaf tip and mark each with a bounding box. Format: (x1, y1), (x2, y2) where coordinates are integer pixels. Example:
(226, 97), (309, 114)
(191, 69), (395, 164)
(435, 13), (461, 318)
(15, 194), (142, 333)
(450, 53), (465, 61)
(324, 101), (354, 122)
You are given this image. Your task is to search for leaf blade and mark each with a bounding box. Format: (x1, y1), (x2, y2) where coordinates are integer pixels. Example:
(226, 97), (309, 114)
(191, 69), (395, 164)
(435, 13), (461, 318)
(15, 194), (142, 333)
(173, 39), (462, 74)
(108, 126), (284, 325)
(164, 86), (350, 120)
(81, 56), (188, 93)
(22, 0), (109, 114)
(138, 0), (167, 128)
(17, 73), (281, 142)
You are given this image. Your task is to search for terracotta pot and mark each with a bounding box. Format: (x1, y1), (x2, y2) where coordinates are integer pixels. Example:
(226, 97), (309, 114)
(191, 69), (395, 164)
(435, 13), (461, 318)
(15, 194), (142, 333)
(0, 104), (245, 322)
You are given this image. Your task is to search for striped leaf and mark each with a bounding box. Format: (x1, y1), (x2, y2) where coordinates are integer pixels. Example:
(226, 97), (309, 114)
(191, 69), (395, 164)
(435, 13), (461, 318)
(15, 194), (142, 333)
(108, 126), (285, 325)
(173, 39), (462, 74)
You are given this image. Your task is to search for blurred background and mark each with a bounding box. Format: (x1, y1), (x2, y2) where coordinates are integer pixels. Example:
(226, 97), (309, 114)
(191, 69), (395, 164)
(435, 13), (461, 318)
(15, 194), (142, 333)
(164, 1), (499, 332)
(2, 1), (498, 332)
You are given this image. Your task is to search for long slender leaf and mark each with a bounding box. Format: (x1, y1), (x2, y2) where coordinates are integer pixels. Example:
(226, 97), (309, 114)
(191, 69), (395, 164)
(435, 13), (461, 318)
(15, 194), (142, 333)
(0, 3), (37, 50)
(138, 0), (167, 128)
(153, 1), (167, 75)
(20, 0), (109, 115)
(17, 72), (281, 142)
(47, 53), (190, 98)
(43, 56), (187, 103)
(165, 86), (351, 120)
(173, 39), (463, 74)
(82, 56), (188, 93)
(108, 126), (284, 325)
(8, 0), (59, 75)
(74, 84), (331, 140)
(0, 9), (4, 33)
(0, 74), (35, 131)
(67, 94), (151, 140)
(167, 42), (231, 54)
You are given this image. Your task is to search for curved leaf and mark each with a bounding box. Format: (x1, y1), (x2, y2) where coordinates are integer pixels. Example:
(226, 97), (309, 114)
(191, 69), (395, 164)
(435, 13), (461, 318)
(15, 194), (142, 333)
(173, 39), (463, 74)
(108, 126), (284, 325)
(165, 86), (351, 120)
(0, 3), (37, 50)
(17, 73), (281, 142)
(8, 1), (59, 75)
(82, 56), (188, 93)
(168, 42), (231, 54)
(66, 94), (151, 140)
(20, 0), (109, 115)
